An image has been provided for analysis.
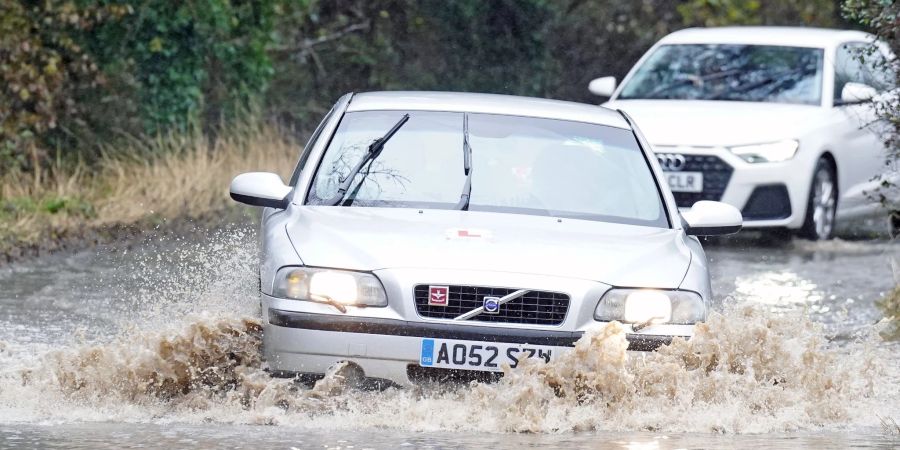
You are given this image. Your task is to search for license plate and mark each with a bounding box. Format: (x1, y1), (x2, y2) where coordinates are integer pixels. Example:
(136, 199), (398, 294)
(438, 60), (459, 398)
(419, 338), (567, 372)
(665, 172), (703, 193)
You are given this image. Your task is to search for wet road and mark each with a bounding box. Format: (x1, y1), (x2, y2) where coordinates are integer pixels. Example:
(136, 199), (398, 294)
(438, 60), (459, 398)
(0, 229), (898, 448)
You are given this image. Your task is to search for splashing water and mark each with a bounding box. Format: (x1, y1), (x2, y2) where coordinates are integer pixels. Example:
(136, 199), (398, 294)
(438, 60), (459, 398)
(0, 229), (898, 438)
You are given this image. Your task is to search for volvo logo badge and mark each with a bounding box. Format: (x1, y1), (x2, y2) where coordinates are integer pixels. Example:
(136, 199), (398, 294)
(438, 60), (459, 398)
(483, 296), (501, 314)
(656, 153), (687, 171)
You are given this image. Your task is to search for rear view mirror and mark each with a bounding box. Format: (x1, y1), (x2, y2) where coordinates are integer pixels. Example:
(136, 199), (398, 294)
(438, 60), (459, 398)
(230, 172), (292, 209)
(588, 76), (617, 97)
(682, 201), (742, 236)
(840, 82), (877, 104)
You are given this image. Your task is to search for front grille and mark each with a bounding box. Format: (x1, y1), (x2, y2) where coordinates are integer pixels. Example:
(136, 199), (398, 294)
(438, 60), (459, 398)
(662, 154), (733, 207)
(413, 285), (569, 326)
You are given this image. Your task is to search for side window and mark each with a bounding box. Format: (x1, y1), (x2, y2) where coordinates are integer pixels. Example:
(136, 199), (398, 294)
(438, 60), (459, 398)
(834, 44), (866, 101)
(834, 42), (895, 101)
(289, 108), (335, 186)
(859, 47), (894, 92)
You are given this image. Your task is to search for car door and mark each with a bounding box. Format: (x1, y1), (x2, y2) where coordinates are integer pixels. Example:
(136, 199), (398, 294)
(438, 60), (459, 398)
(831, 42), (892, 215)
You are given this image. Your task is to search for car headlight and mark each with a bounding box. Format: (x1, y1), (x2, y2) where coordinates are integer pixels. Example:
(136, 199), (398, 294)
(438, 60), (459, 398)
(273, 267), (387, 307)
(594, 289), (706, 325)
(728, 139), (799, 163)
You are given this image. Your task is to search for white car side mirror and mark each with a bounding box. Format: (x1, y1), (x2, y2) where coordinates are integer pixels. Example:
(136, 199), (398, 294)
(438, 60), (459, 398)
(840, 82), (877, 104)
(588, 76), (617, 97)
(230, 172), (292, 209)
(682, 201), (742, 236)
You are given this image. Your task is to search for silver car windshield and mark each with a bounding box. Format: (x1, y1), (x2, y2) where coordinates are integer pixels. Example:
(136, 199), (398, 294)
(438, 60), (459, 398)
(618, 44), (824, 105)
(307, 111), (668, 228)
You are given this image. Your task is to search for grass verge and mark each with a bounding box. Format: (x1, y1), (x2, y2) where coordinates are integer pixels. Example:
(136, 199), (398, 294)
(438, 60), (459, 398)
(0, 118), (299, 263)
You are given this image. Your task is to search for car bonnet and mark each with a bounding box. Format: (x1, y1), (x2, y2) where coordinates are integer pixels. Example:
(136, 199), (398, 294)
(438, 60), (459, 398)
(285, 206), (693, 289)
(604, 99), (832, 147)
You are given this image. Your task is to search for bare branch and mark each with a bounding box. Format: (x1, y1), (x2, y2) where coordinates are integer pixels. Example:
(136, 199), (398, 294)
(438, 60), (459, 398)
(270, 21), (371, 57)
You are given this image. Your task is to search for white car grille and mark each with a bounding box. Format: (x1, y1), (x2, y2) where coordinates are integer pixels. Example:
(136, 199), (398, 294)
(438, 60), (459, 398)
(413, 285), (569, 326)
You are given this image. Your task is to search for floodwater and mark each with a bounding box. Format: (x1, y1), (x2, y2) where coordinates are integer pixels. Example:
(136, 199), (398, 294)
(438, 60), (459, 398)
(0, 227), (898, 449)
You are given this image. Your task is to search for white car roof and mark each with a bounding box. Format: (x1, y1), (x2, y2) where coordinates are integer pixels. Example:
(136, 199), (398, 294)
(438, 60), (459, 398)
(347, 91), (631, 130)
(659, 26), (876, 48)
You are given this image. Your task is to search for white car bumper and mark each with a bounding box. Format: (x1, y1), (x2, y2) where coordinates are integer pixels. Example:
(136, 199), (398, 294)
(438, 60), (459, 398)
(656, 145), (812, 229)
(263, 306), (686, 386)
(260, 267), (696, 386)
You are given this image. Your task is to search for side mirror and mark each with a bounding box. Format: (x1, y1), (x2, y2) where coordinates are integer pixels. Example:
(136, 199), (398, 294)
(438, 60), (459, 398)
(588, 76), (617, 97)
(840, 82), (877, 104)
(229, 172), (292, 209)
(682, 201), (742, 236)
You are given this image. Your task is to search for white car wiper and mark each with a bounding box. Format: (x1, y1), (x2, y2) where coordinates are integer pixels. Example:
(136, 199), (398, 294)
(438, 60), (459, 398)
(455, 114), (473, 210)
(641, 69), (742, 98)
(324, 114), (410, 206)
(710, 68), (807, 100)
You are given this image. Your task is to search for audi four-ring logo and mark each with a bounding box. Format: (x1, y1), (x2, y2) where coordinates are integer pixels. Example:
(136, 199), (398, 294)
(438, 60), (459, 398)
(656, 153), (687, 171)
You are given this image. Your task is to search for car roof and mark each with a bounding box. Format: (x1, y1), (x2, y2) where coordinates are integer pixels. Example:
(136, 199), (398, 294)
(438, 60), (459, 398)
(659, 26), (875, 48)
(346, 91), (631, 129)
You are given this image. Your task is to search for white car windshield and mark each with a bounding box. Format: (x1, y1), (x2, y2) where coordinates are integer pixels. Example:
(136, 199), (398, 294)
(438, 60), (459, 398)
(618, 44), (824, 105)
(307, 111), (668, 228)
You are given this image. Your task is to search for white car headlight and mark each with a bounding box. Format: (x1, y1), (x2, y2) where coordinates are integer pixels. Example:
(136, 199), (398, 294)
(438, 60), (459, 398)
(728, 139), (799, 163)
(273, 267), (387, 307)
(594, 289), (706, 325)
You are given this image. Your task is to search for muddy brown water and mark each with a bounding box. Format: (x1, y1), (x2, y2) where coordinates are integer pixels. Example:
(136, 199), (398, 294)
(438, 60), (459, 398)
(0, 228), (898, 449)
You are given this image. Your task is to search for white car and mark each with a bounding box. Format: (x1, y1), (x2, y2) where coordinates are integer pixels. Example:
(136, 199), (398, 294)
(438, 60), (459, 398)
(590, 27), (897, 240)
(230, 91), (742, 386)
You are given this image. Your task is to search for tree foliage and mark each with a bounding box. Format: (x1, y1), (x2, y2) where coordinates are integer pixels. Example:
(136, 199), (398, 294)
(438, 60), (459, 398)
(678, 0), (839, 26)
(0, 1), (128, 169)
(264, 0), (841, 120)
(1, 0), (277, 170)
(1, 0), (844, 173)
(88, 0), (278, 133)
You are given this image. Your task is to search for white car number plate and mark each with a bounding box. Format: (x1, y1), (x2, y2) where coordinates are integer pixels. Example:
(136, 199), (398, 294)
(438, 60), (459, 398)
(665, 172), (704, 193)
(419, 338), (567, 372)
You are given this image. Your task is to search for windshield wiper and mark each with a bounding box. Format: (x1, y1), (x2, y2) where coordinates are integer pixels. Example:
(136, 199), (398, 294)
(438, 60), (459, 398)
(642, 69), (743, 98)
(455, 114), (473, 210)
(324, 114), (410, 206)
(709, 69), (805, 100)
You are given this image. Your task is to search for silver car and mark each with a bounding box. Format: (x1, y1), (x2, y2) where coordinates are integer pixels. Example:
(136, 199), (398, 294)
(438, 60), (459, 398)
(230, 91), (742, 386)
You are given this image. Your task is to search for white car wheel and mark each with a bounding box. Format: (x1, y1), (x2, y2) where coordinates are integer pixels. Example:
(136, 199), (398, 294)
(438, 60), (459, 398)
(799, 159), (837, 240)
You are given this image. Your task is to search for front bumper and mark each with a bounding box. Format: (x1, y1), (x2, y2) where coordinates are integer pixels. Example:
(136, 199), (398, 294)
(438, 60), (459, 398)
(264, 307), (683, 386)
(655, 145), (813, 229)
(261, 266), (701, 386)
